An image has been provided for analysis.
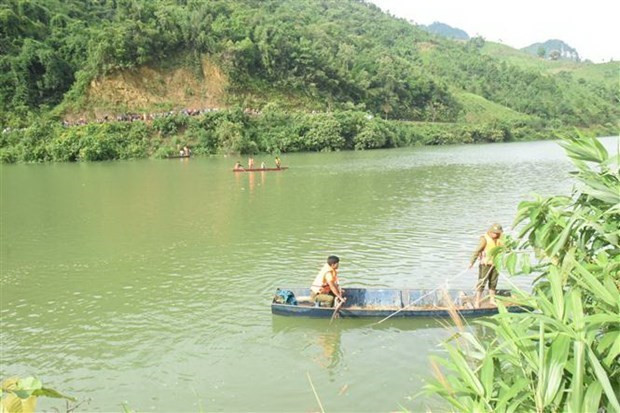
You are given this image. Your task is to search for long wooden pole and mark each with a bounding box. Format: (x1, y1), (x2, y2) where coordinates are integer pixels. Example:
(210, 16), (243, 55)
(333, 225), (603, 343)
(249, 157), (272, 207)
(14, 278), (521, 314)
(330, 297), (345, 323)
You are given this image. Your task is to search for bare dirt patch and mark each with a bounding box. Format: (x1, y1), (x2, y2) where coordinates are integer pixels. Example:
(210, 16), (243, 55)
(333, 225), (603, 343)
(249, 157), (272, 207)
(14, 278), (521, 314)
(69, 57), (228, 120)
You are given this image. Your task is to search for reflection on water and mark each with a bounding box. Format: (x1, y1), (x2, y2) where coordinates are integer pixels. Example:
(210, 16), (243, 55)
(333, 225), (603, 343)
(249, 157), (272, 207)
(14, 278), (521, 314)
(1, 137), (617, 411)
(313, 329), (342, 371)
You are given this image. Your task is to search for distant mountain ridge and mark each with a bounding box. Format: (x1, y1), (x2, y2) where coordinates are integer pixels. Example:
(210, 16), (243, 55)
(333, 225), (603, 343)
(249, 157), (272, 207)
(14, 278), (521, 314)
(522, 39), (580, 61)
(421, 22), (469, 40)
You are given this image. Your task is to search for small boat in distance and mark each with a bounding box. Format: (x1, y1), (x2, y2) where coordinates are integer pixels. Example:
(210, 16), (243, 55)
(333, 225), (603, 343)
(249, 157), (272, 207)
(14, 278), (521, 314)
(168, 154), (191, 159)
(271, 287), (528, 318)
(233, 167), (289, 172)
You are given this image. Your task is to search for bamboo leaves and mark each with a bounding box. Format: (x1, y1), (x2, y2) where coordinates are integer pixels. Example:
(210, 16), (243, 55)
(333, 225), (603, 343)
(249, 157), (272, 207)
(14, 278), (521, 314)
(559, 136), (608, 164)
(422, 136), (620, 412)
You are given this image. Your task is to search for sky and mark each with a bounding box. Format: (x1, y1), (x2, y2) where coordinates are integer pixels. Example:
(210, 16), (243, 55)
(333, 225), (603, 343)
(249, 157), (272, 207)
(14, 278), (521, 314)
(370, 0), (620, 62)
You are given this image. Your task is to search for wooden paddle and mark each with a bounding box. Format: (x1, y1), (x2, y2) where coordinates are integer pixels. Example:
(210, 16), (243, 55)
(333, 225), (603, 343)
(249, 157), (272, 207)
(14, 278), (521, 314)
(330, 297), (346, 323)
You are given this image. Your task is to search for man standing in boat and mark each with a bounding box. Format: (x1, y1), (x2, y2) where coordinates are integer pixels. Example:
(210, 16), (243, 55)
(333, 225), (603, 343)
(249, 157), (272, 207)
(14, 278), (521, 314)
(470, 223), (504, 308)
(275, 156), (281, 169)
(311, 255), (346, 307)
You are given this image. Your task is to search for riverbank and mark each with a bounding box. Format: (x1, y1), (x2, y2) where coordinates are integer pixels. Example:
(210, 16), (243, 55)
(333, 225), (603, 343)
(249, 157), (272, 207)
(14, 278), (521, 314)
(0, 108), (614, 163)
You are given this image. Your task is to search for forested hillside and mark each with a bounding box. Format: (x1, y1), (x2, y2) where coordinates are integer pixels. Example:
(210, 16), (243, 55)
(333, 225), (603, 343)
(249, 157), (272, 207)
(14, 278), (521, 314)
(1, 0), (617, 162)
(482, 42), (619, 89)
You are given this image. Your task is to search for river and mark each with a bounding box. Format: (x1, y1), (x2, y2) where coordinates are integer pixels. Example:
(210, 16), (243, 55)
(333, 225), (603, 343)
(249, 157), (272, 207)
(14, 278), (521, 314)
(1, 137), (617, 411)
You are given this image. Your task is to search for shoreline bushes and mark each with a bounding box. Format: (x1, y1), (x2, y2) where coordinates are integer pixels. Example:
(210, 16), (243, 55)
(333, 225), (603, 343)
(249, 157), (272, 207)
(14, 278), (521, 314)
(3, 109), (612, 164)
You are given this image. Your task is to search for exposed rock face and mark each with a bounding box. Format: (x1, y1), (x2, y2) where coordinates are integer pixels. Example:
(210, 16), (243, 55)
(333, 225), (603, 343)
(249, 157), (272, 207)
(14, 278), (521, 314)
(72, 57), (228, 120)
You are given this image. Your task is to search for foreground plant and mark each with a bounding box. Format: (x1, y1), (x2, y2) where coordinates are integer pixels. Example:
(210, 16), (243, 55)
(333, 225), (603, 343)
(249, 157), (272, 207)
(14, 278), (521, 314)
(1, 377), (75, 413)
(423, 136), (619, 412)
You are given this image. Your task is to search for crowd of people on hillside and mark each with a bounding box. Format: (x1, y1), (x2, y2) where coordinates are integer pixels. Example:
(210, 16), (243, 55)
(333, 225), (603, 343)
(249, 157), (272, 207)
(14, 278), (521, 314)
(60, 106), (227, 127)
(4, 107), (341, 133)
(59, 106), (267, 128)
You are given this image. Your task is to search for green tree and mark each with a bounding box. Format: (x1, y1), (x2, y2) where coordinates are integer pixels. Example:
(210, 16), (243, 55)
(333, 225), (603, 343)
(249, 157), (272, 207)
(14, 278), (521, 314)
(537, 46), (546, 58)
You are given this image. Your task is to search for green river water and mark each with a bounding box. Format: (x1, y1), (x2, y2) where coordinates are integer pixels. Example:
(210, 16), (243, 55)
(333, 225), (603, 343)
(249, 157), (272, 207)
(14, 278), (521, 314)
(1, 138), (617, 412)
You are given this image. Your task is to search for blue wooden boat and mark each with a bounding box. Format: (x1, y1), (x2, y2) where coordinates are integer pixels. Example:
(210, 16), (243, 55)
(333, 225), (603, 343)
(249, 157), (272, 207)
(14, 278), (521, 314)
(271, 287), (528, 318)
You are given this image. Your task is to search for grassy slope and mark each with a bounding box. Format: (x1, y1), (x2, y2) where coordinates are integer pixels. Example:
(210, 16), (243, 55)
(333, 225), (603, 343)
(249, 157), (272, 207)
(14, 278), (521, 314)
(455, 92), (533, 123)
(481, 42), (619, 88)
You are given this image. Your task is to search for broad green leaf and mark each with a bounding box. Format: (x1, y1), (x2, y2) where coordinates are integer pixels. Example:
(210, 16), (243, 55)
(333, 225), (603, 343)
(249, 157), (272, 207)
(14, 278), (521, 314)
(543, 334), (570, 406)
(583, 382), (603, 413)
(535, 321), (545, 410)
(15, 378), (41, 392)
(445, 345), (484, 397)
(570, 260), (617, 307)
(602, 276), (620, 309)
(548, 267), (564, 320)
(571, 340), (585, 410)
(581, 186), (620, 204)
(32, 387), (76, 402)
(601, 331), (620, 367)
(506, 393), (533, 413)
(12, 390), (33, 400)
(560, 138), (605, 163)
(583, 314), (619, 328)
(13, 377), (42, 400)
(586, 345), (620, 412)
(520, 253), (531, 274)
(597, 329), (619, 352)
(570, 289), (585, 334)
(505, 252), (517, 276)
(590, 135), (610, 160)
(456, 332), (487, 357)
(479, 355), (494, 398)
(495, 377), (529, 411)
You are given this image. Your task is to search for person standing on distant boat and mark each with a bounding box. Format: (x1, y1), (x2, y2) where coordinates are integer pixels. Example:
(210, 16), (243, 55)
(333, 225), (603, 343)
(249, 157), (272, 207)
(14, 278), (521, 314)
(275, 156), (281, 169)
(234, 161), (244, 171)
(469, 223), (504, 308)
(311, 255), (346, 307)
(248, 157), (255, 169)
(260, 161), (266, 169)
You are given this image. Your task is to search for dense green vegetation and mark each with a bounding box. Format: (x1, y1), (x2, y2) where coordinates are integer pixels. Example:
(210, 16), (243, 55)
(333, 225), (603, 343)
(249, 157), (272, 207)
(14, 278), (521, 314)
(0, 0), (618, 162)
(5, 107), (572, 162)
(424, 137), (619, 411)
(481, 42), (619, 89)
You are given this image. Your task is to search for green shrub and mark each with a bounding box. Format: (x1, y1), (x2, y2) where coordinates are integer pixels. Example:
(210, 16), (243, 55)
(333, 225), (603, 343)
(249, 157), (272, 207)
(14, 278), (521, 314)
(424, 136), (620, 412)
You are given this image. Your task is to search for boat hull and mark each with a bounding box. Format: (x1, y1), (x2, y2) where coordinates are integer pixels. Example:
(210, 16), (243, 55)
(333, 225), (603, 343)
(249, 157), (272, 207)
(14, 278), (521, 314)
(233, 167), (288, 172)
(271, 287), (528, 318)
